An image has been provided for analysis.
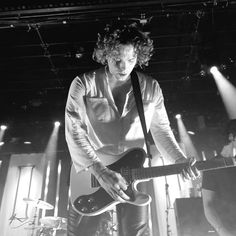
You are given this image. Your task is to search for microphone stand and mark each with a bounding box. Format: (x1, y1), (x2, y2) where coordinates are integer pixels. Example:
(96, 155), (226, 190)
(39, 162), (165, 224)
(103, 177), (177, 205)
(160, 156), (172, 236)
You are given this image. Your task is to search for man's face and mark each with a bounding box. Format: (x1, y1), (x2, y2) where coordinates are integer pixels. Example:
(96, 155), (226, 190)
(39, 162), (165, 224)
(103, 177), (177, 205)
(106, 44), (137, 81)
(229, 133), (236, 142)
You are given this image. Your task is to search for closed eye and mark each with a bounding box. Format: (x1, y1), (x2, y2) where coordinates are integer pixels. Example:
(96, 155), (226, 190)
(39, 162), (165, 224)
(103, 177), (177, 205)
(129, 58), (136, 63)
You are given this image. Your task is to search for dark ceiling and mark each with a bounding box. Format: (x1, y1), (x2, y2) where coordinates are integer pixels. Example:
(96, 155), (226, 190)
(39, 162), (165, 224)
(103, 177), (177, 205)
(0, 0), (236, 145)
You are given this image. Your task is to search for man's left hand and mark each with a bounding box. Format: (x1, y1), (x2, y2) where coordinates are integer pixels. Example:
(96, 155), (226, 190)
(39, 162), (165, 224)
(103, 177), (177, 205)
(175, 157), (200, 180)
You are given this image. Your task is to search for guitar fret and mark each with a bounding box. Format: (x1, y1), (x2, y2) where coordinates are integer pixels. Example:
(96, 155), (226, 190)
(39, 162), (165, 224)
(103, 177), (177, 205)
(120, 168), (131, 183)
(142, 169), (148, 179)
(132, 164), (187, 180)
(132, 168), (150, 179)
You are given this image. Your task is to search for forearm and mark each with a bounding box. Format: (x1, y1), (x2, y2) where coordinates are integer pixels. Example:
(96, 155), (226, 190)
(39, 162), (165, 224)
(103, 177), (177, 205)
(150, 91), (186, 163)
(151, 124), (186, 163)
(65, 115), (102, 171)
(151, 120), (201, 180)
(88, 162), (108, 179)
(67, 127), (107, 177)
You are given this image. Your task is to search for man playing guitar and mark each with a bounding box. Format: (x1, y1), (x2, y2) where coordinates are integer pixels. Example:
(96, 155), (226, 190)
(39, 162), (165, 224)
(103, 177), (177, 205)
(65, 21), (198, 236)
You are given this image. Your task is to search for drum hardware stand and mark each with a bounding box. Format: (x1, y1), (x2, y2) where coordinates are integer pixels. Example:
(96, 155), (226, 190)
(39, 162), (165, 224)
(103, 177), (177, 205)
(95, 209), (118, 236)
(27, 206), (40, 236)
(23, 198), (54, 236)
(9, 213), (28, 225)
(10, 165), (35, 227)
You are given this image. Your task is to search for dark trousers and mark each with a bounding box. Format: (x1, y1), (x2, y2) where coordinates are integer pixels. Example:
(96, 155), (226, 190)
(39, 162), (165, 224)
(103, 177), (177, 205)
(67, 202), (149, 236)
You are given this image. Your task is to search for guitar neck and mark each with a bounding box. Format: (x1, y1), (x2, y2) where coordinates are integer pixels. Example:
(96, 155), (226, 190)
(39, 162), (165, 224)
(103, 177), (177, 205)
(91, 156), (236, 187)
(132, 157), (236, 180)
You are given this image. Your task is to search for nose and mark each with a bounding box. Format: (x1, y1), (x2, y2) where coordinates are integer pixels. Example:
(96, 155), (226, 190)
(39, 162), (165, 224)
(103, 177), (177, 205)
(118, 61), (127, 71)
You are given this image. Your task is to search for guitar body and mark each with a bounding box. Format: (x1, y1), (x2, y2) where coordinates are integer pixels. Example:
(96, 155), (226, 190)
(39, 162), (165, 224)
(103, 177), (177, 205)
(70, 148), (151, 216)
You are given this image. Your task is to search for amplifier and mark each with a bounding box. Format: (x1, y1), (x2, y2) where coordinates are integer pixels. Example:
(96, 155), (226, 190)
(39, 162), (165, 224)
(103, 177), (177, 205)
(174, 197), (218, 236)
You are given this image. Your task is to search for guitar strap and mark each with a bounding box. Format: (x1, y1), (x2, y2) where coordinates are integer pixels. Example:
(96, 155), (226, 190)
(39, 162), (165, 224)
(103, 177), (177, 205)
(131, 70), (152, 160)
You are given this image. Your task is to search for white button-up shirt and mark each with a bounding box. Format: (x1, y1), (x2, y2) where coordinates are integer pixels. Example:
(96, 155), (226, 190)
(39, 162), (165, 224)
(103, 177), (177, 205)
(221, 141), (236, 158)
(65, 67), (186, 172)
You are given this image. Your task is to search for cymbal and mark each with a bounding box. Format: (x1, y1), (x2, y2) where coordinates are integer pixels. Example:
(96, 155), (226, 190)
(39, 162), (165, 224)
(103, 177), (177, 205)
(23, 198), (54, 210)
(40, 216), (67, 230)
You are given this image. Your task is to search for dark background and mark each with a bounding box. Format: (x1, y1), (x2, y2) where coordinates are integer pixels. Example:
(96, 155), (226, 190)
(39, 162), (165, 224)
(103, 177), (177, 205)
(0, 0), (235, 156)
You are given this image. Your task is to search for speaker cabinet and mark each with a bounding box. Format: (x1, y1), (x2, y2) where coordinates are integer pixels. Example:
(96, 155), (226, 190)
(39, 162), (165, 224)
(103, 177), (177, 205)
(174, 197), (218, 236)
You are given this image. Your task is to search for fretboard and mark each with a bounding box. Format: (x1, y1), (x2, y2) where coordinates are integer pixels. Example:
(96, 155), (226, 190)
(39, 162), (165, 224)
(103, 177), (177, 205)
(91, 157), (236, 187)
(132, 157), (236, 180)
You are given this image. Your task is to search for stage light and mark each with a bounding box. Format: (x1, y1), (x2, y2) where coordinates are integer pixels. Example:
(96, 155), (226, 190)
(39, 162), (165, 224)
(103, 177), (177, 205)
(0, 142), (4, 146)
(220, 64), (227, 70)
(54, 121), (60, 127)
(199, 69), (206, 77)
(210, 66), (218, 75)
(75, 52), (83, 59)
(187, 131), (195, 135)
(228, 57), (234, 63)
(0, 125), (7, 130)
(175, 114), (181, 119)
(24, 141), (31, 144)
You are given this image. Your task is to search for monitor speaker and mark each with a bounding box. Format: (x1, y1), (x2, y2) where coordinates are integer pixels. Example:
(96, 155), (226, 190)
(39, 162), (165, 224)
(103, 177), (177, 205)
(174, 197), (218, 236)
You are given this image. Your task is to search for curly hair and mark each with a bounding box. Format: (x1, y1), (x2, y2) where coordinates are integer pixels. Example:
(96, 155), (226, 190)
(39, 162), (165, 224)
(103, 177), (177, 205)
(92, 22), (154, 68)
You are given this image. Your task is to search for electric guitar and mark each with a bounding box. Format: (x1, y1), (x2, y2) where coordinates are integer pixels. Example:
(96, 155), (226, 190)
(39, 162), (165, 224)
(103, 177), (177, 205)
(70, 147), (236, 216)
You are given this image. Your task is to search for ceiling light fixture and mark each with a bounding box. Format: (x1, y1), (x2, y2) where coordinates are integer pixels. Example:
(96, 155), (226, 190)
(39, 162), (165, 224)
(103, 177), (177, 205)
(0, 125), (7, 130)
(54, 121), (60, 127)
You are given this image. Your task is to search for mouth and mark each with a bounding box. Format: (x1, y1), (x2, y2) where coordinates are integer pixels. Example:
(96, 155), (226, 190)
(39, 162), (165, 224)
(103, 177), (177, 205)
(118, 73), (127, 76)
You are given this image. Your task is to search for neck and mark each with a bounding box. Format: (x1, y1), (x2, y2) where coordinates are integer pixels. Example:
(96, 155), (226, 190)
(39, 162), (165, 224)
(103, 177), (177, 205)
(106, 70), (131, 89)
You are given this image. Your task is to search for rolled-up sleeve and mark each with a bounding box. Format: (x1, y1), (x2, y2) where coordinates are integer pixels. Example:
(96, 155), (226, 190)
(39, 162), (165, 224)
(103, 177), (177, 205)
(150, 82), (186, 162)
(65, 76), (100, 172)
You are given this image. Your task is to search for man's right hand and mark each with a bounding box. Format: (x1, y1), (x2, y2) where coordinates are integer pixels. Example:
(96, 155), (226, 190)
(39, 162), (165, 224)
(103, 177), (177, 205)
(90, 162), (130, 202)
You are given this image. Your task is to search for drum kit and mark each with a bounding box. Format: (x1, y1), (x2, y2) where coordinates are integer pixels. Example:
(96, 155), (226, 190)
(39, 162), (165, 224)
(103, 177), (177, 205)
(23, 198), (67, 236)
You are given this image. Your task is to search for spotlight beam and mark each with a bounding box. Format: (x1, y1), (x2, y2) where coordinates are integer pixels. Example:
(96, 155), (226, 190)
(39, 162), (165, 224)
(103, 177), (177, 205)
(211, 68), (236, 119)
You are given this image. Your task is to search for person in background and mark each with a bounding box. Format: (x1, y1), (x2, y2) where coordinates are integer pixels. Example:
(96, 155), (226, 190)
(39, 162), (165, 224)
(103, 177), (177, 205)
(202, 119), (236, 236)
(220, 119), (236, 158)
(65, 21), (198, 236)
